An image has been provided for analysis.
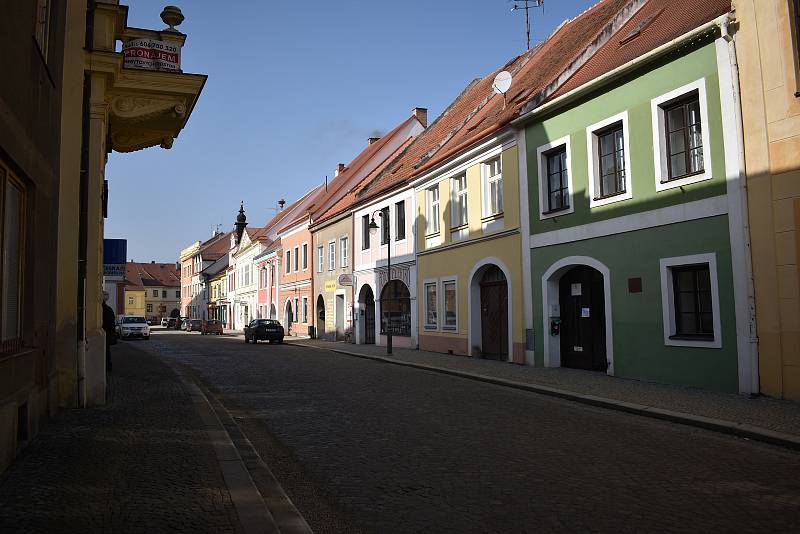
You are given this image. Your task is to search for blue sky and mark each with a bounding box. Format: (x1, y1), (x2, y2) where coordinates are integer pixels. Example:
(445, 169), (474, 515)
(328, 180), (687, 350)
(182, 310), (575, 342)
(107, 0), (595, 262)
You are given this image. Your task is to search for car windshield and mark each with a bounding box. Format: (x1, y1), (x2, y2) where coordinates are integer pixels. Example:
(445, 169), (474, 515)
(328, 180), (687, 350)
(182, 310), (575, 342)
(256, 319), (279, 326)
(122, 316), (146, 324)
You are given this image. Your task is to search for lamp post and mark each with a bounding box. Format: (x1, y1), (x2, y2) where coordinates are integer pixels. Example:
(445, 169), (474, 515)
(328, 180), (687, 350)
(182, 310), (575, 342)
(368, 210), (391, 354)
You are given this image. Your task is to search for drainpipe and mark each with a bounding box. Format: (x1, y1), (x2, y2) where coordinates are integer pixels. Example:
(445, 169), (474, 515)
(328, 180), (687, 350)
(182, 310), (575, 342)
(720, 14), (760, 395)
(76, 0), (95, 407)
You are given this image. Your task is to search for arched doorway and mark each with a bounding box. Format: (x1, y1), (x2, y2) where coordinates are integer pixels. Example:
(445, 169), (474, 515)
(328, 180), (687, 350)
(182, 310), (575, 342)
(284, 300), (293, 334)
(541, 256), (613, 374)
(478, 265), (508, 360)
(316, 295), (326, 339)
(379, 280), (411, 338)
(558, 266), (607, 371)
(358, 285), (375, 344)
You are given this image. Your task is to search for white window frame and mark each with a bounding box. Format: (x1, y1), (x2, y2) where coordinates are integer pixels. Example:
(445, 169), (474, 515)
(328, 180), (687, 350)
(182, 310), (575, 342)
(395, 200), (406, 242)
(441, 277), (458, 331)
(659, 253), (722, 348)
(586, 111), (633, 208)
(302, 242), (308, 271)
(328, 240), (336, 271)
(536, 135), (574, 220)
(423, 280), (439, 330)
(451, 173), (468, 228)
(285, 251), (291, 274)
(340, 236), (348, 267)
(293, 246), (299, 272)
(294, 298), (299, 323)
(426, 186), (440, 235)
(317, 245), (324, 273)
(481, 156), (503, 217)
(302, 296), (308, 323)
(652, 78), (712, 191)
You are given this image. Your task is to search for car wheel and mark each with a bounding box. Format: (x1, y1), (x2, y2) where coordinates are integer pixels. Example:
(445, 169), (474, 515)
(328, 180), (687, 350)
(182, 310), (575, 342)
(278, 337), (284, 344)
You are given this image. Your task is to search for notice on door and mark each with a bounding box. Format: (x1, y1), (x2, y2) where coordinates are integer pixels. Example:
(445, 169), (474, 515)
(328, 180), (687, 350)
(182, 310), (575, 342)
(581, 307), (590, 318)
(573, 346), (583, 352)
(571, 283), (582, 296)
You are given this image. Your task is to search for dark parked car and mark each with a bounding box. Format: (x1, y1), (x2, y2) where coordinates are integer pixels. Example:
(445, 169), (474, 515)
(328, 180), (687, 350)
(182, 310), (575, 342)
(244, 319), (284, 344)
(167, 317), (177, 328)
(201, 320), (223, 335)
(188, 319), (203, 332)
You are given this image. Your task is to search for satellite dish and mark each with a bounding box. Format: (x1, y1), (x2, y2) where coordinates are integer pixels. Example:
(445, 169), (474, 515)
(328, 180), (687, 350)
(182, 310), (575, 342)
(493, 71), (512, 94)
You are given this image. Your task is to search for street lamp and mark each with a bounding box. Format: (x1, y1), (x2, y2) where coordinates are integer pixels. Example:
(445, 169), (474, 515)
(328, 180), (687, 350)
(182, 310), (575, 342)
(368, 210), (392, 354)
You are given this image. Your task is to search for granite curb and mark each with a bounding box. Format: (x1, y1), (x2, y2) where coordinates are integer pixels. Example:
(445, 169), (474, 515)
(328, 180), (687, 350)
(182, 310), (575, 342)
(169, 361), (314, 534)
(289, 342), (800, 451)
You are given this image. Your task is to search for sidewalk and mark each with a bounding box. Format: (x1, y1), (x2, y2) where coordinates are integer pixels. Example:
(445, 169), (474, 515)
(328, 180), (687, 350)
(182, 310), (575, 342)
(0, 342), (282, 534)
(290, 339), (800, 448)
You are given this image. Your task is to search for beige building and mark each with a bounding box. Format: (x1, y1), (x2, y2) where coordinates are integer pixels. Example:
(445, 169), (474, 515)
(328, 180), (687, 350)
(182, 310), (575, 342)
(736, 0), (800, 400)
(1, 1), (204, 473)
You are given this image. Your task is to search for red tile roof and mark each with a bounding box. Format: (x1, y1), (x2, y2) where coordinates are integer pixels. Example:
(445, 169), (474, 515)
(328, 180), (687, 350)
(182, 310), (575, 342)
(124, 261), (180, 289)
(350, 0), (634, 206)
(547, 0), (730, 100)
(198, 231), (231, 261)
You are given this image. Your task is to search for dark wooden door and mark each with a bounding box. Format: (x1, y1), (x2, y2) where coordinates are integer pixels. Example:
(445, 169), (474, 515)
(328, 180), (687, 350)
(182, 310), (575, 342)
(364, 290), (375, 345)
(559, 266), (607, 371)
(480, 278), (508, 360)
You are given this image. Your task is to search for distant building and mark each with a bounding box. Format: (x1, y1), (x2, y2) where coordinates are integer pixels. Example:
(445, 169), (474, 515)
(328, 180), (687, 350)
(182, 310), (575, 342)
(117, 261), (181, 322)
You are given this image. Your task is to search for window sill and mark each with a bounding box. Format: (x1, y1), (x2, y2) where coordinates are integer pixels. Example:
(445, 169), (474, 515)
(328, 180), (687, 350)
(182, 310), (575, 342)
(424, 325), (438, 331)
(481, 212), (504, 223)
(450, 224), (468, 233)
(592, 192), (626, 202)
(669, 334), (714, 342)
(425, 231), (441, 239)
(442, 326), (458, 332)
(660, 170), (705, 184)
(541, 207), (570, 216)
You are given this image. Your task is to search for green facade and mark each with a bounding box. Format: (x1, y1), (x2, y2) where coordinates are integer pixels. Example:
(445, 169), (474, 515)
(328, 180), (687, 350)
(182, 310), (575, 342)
(527, 38), (726, 231)
(525, 36), (743, 392)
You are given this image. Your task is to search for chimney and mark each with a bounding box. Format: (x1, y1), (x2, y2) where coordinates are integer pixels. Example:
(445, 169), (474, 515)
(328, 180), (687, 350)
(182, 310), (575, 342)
(176, 262), (180, 271)
(413, 107), (428, 128)
(151, 260), (155, 264)
(368, 137), (380, 145)
(335, 163), (346, 176)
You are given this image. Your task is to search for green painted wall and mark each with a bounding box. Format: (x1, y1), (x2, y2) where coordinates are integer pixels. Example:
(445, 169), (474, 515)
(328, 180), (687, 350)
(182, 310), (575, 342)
(526, 38), (726, 234)
(531, 215), (739, 393)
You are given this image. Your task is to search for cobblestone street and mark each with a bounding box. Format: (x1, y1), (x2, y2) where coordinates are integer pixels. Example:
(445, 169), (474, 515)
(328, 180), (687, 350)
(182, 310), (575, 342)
(144, 331), (800, 533)
(0, 341), (243, 534)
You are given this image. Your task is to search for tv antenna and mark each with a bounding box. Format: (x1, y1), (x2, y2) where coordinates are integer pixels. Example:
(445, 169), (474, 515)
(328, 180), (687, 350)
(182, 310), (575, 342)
(511, 0), (544, 50)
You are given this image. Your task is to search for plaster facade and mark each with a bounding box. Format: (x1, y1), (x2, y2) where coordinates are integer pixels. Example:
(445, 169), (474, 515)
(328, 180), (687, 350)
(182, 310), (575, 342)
(735, 0), (800, 400)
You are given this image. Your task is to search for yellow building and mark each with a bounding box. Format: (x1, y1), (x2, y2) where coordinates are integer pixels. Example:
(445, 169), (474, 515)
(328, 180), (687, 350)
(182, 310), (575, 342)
(123, 288), (146, 317)
(415, 137), (527, 362)
(736, 0), (800, 400)
(52, 0), (205, 410)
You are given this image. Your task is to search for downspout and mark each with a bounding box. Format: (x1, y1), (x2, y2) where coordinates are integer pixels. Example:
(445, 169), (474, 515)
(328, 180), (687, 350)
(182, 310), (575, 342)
(76, 0), (95, 407)
(720, 14), (760, 394)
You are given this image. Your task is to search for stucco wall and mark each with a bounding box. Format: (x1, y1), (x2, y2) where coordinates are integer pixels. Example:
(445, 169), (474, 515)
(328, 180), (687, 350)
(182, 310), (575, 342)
(735, 0), (800, 400)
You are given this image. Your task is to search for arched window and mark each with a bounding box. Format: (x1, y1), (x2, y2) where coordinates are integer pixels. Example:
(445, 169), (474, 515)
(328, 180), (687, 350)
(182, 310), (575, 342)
(380, 280), (411, 337)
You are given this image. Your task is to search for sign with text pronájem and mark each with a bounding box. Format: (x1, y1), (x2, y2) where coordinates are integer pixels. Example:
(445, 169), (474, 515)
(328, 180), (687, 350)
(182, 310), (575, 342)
(325, 280), (337, 292)
(123, 38), (181, 71)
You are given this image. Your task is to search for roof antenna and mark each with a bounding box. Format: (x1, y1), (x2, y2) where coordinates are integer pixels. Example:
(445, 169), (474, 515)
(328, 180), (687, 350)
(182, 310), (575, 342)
(511, 0), (544, 50)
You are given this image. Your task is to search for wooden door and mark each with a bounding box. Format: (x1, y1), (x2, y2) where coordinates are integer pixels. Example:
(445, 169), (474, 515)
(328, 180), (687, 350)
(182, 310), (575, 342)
(480, 276), (508, 360)
(559, 266), (607, 371)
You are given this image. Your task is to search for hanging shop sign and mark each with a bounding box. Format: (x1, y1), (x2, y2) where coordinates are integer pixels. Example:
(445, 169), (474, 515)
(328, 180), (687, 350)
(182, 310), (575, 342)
(337, 274), (354, 287)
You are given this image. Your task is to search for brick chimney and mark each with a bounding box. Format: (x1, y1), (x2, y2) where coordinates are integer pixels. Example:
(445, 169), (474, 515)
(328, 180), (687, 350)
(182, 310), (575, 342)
(335, 163), (346, 176)
(368, 137), (380, 145)
(413, 107), (428, 128)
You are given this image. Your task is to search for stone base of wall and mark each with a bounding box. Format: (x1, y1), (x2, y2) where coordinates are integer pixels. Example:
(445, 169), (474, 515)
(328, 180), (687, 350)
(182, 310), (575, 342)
(419, 335), (469, 356)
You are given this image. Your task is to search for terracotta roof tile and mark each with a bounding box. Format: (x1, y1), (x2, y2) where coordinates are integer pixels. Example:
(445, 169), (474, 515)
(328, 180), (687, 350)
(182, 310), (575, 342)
(548, 0), (731, 100)
(125, 261), (181, 289)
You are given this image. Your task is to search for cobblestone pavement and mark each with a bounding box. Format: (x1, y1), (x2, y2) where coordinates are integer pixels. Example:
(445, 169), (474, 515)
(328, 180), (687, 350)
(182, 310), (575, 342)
(0, 342), (243, 534)
(293, 338), (800, 438)
(144, 332), (800, 533)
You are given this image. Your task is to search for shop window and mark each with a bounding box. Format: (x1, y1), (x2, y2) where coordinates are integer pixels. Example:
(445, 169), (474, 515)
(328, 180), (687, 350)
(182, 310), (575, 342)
(424, 281), (438, 329)
(443, 279), (457, 330)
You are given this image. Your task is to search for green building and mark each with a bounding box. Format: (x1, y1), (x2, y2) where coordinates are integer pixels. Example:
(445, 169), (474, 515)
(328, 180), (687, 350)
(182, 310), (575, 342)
(518, 1), (756, 393)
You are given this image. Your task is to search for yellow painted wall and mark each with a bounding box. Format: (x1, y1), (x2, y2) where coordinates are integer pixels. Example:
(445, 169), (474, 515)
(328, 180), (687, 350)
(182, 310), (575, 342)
(416, 145), (520, 252)
(124, 290), (146, 317)
(736, 0), (800, 400)
(415, 144), (524, 356)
